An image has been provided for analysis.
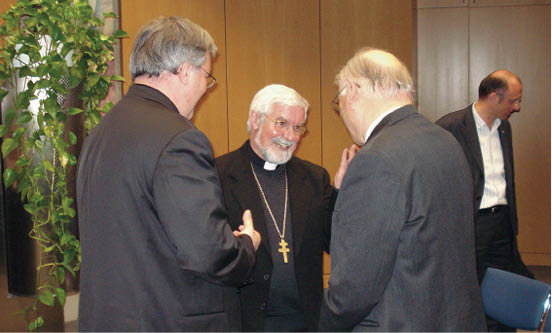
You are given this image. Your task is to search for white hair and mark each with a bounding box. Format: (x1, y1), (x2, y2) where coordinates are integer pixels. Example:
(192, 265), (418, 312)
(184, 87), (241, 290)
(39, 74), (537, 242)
(336, 47), (415, 100)
(247, 84), (309, 133)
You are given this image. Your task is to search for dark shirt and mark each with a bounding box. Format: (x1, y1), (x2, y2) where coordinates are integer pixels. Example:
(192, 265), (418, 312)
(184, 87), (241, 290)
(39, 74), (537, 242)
(247, 144), (306, 331)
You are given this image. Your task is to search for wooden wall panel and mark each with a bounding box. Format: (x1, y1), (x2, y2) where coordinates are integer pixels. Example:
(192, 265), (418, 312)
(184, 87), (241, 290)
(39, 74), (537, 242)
(120, 0), (228, 156)
(417, 7), (469, 121)
(225, 0), (321, 163)
(320, 0), (414, 282)
(320, 0), (415, 180)
(469, 4), (551, 265)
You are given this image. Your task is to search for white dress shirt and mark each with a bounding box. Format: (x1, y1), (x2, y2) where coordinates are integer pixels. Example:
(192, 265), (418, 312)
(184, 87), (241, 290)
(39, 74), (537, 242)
(472, 103), (508, 209)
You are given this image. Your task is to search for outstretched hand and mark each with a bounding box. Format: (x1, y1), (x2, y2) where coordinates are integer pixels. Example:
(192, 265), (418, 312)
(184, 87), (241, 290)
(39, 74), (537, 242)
(233, 210), (261, 251)
(334, 144), (359, 189)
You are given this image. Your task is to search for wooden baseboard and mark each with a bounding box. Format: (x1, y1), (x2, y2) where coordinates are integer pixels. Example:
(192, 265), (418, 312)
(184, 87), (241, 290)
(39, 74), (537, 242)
(520, 252), (551, 266)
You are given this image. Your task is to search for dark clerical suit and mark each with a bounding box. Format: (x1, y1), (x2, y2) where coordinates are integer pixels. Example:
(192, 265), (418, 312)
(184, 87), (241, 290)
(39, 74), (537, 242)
(436, 105), (534, 281)
(76, 85), (256, 331)
(216, 141), (335, 331)
(319, 105), (486, 331)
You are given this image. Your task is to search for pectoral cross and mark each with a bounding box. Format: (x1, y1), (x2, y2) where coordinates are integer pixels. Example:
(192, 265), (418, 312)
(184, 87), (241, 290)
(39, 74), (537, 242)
(278, 239), (290, 263)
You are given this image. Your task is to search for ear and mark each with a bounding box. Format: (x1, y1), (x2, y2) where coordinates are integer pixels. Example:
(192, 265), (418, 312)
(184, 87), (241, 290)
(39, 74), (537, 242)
(490, 91), (502, 104)
(250, 111), (261, 130)
(177, 62), (194, 86)
(347, 81), (360, 103)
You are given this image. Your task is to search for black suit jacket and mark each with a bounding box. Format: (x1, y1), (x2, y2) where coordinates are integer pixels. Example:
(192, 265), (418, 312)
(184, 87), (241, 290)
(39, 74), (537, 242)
(216, 142), (335, 331)
(76, 85), (256, 331)
(319, 105), (486, 331)
(436, 105), (518, 233)
(436, 105), (533, 279)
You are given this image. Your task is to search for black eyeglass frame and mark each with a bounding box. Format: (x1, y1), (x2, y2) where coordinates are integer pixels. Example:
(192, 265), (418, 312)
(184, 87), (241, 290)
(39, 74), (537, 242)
(198, 66), (217, 89)
(331, 86), (346, 114)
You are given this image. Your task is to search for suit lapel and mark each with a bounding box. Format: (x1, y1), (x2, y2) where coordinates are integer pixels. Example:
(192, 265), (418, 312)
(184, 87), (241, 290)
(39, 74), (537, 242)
(227, 144), (272, 254)
(498, 122), (513, 190)
(287, 159), (311, 258)
(463, 107), (484, 173)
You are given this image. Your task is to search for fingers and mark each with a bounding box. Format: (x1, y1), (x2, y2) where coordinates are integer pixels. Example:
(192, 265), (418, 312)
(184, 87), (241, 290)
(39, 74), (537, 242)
(345, 144), (359, 162)
(241, 209), (253, 230)
(237, 209), (261, 251)
(340, 148), (349, 166)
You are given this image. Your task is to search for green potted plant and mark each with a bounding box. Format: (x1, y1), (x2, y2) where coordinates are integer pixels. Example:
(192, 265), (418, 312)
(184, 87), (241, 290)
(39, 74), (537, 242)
(0, 0), (127, 330)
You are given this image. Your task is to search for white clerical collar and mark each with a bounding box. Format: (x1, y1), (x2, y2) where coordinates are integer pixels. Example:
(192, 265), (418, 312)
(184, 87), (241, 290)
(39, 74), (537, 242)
(364, 106), (402, 143)
(263, 161), (278, 171)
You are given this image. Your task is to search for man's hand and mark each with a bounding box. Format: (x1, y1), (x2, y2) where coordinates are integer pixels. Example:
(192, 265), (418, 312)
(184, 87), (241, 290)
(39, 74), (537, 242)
(233, 210), (261, 250)
(334, 144), (359, 189)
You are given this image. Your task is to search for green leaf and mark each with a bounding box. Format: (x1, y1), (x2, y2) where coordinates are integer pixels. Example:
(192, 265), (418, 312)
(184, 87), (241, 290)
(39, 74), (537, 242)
(68, 153), (77, 166)
(12, 127), (26, 141)
(38, 290), (55, 307)
(63, 262), (76, 277)
(43, 160), (55, 172)
(59, 152), (68, 167)
(111, 74), (125, 82)
(16, 111), (32, 125)
(50, 24), (63, 42)
(1, 138), (18, 156)
(68, 131), (77, 145)
(66, 107), (84, 115)
(112, 30), (129, 38)
(56, 288), (66, 307)
(23, 203), (36, 215)
(69, 76), (81, 89)
(3, 168), (15, 188)
(0, 125), (7, 137)
(0, 88), (8, 101)
(4, 107), (16, 125)
(28, 316), (44, 331)
(103, 12), (118, 18)
(65, 207), (76, 218)
(56, 266), (66, 284)
(43, 244), (56, 253)
(61, 233), (72, 245)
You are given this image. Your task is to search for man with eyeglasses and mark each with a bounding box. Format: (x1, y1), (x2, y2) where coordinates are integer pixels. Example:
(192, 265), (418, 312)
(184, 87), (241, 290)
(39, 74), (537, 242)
(437, 70), (533, 332)
(76, 16), (260, 331)
(319, 48), (486, 331)
(216, 84), (354, 331)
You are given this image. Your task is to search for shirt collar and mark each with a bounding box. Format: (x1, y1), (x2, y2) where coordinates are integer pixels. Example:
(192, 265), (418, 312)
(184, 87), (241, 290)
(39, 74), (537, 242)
(246, 140), (282, 171)
(472, 102), (501, 131)
(364, 106), (402, 143)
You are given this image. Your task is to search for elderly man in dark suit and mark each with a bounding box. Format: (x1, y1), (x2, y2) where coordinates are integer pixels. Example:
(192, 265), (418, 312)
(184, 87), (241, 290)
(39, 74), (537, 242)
(437, 70), (533, 332)
(216, 84), (354, 331)
(76, 16), (260, 331)
(319, 47), (486, 331)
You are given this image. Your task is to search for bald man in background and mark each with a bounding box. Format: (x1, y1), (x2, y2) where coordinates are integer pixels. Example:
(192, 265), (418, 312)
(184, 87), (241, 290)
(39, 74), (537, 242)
(437, 70), (534, 332)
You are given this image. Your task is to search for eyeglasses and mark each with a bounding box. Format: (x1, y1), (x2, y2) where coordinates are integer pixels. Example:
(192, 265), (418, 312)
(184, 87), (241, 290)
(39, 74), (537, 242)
(264, 114), (307, 135)
(198, 66), (216, 89)
(331, 86), (346, 114)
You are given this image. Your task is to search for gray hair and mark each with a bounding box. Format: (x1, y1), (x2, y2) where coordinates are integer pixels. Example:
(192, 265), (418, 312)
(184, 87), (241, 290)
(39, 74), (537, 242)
(247, 84), (309, 133)
(130, 16), (217, 80)
(336, 47), (414, 99)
